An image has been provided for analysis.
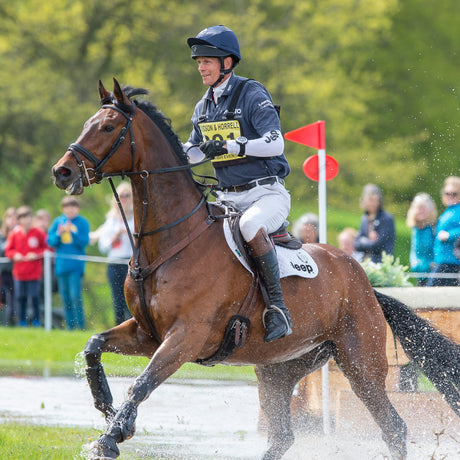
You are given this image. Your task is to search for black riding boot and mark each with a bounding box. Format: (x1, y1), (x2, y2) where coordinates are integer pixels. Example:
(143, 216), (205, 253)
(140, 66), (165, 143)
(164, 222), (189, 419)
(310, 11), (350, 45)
(248, 229), (293, 343)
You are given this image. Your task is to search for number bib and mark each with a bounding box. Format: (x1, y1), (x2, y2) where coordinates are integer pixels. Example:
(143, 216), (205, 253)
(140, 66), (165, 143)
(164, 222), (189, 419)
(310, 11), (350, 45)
(198, 119), (248, 167)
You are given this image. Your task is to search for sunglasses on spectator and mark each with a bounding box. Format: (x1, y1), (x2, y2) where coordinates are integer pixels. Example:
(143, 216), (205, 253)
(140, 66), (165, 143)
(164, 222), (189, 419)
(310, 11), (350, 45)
(443, 191), (458, 197)
(119, 194), (131, 198)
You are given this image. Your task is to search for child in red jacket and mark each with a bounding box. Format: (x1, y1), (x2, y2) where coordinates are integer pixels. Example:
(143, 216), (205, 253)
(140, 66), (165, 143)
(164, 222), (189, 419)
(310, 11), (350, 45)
(4, 206), (49, 327)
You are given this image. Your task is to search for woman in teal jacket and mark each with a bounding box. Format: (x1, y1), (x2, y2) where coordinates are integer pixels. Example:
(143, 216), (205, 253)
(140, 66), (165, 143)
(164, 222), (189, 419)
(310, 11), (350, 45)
(427, 176), (460, 286)
(406, 193), (437, 285)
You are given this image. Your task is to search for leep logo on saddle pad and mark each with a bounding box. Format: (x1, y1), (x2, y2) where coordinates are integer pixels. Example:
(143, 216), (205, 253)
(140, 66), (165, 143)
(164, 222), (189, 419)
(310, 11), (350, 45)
(277, 246), (319, 279)
(223, 219), (319, 279)
(290, 250), (316, 274)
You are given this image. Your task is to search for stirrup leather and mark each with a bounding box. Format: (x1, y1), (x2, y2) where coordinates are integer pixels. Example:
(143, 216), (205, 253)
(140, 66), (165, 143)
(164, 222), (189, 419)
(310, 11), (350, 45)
(262, 305), (293, 335)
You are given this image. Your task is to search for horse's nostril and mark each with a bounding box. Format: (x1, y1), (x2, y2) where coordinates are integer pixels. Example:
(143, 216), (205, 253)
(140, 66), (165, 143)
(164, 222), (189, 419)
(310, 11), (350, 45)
(56, 166), (71, 178)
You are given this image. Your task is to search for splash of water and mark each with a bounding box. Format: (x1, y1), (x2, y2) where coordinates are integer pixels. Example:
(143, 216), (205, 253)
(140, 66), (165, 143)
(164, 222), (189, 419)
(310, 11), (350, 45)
(74, 351), (86, 378)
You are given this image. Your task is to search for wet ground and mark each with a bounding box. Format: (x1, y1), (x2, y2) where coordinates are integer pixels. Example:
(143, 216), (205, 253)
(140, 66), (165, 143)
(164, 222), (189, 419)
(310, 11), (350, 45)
(0, 376), (459, 459)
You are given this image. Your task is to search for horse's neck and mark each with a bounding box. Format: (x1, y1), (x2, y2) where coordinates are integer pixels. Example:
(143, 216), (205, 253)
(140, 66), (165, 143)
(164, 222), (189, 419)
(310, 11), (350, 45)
(130, 168), (206, 261)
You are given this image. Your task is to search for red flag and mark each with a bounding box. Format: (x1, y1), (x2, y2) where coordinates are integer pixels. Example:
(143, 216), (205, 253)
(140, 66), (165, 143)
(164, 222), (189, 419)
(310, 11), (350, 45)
(284, 120), (326, 149)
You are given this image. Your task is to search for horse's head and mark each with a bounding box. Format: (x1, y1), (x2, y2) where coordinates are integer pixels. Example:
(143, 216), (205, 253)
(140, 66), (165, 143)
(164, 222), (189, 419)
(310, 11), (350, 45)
(52, 78), (139, 194)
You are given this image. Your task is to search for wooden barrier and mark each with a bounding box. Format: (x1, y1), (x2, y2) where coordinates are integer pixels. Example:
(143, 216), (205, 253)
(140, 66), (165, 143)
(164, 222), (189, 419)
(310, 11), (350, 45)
(277, 287), (460, 437)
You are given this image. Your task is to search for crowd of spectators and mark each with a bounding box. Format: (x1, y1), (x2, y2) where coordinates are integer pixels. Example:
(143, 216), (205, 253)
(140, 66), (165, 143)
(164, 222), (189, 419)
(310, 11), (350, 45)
(292, 176), (460, 286)
(1, 176), (459, 328)
(0, 186), (134, 329)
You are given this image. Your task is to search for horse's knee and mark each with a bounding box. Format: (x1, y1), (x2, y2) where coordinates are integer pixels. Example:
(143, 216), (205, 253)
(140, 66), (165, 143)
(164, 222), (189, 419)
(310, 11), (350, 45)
(84, 333), (106, 366)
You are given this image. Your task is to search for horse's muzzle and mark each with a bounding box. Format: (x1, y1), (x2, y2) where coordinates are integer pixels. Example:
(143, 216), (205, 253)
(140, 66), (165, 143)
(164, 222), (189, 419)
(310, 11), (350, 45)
(52, 164), (84, 195)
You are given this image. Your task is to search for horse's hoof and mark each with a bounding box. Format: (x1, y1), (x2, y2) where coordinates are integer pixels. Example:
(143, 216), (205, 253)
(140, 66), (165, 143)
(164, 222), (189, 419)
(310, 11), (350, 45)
(88, 434), (120, 459)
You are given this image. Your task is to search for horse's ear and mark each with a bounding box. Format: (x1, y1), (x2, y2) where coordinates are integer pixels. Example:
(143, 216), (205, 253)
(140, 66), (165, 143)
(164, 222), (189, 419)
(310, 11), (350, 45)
(113, 78), (130, 106)
(98, 80), (111, 104)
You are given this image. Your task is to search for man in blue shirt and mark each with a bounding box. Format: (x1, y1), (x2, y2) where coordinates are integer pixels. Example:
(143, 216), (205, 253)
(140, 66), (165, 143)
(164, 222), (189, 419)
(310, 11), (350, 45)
(184, 25), (292, 342)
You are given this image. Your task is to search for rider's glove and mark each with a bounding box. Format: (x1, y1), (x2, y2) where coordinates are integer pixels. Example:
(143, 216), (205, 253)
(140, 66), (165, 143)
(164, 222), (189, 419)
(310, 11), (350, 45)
(199, 140), (227, 159)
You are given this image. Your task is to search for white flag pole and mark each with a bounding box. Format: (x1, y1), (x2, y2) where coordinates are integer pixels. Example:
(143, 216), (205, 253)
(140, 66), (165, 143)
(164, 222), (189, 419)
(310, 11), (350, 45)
(317, 146), (330, 435)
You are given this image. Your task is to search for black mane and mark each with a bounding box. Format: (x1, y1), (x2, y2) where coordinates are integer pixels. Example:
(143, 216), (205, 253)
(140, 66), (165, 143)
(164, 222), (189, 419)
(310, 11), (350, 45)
(121, 86), (190, 167)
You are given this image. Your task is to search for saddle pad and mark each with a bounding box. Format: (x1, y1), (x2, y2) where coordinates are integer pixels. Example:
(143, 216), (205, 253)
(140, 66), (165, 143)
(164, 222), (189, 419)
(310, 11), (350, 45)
(223, 220), (319, 279)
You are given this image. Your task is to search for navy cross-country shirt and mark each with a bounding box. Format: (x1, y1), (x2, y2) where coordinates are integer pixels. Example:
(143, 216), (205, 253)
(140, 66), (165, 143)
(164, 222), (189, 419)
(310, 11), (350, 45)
(188, 73), (290, 188)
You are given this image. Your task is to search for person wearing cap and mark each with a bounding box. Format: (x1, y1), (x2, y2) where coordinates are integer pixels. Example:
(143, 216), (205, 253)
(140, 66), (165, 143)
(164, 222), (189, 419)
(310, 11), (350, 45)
(184, 25), (292, 343)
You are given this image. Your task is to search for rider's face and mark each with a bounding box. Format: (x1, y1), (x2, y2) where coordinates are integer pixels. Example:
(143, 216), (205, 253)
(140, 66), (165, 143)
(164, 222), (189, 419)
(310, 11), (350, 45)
(196, 57), (221, 86)
(195, 56), (232, 87)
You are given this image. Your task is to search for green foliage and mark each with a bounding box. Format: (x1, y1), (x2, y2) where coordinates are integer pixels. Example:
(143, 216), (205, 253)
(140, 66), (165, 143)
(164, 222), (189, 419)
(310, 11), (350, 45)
(0, 0), (458, 218)
(360, 252), (412, 287)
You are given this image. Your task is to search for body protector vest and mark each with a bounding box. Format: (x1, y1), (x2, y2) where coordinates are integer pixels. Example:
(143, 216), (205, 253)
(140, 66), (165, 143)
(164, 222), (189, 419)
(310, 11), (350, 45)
(198, 79), (251, 168)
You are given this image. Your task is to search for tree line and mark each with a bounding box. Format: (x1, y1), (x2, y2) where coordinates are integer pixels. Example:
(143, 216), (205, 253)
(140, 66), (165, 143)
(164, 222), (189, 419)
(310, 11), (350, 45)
(0, 0), (458, 225)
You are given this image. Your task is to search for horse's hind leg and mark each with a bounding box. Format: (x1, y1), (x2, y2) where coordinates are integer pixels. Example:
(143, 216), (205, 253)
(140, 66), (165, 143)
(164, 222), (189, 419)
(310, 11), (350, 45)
(335, 315), (407, 459)
(255, 342), (334, 460)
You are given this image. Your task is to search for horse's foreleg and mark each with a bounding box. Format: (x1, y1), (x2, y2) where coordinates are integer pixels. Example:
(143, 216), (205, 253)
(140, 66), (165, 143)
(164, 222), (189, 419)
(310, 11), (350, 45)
(85, 334), (117, 420)
(90, 323), (208, 459)
(84, 318), (160, 421)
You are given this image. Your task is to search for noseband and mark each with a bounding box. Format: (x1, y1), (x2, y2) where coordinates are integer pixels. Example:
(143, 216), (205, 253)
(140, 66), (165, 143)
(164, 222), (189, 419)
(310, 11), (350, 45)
(68, 103), (136, 186)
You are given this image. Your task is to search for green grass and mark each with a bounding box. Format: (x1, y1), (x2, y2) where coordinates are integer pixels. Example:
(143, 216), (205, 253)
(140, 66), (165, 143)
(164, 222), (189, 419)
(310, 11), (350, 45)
(0, 423), (100, 460)
(0, 327), (256, 381)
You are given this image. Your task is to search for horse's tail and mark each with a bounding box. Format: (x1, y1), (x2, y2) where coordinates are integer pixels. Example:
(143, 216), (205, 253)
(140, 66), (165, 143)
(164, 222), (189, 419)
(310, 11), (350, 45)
(374, 289), (460, 417)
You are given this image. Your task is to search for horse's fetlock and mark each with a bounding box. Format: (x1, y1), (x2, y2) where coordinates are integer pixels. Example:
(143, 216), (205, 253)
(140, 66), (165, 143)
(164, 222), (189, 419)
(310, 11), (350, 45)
(107, 400), (137, 442)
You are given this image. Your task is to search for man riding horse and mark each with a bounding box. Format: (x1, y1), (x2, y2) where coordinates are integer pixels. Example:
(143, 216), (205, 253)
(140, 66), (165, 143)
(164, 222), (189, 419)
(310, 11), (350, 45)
(184, 25), (293, 343)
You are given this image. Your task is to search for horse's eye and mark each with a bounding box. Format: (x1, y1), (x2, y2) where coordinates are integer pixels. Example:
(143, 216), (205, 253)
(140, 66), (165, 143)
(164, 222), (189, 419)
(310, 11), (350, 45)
(103, 125), (115, 133)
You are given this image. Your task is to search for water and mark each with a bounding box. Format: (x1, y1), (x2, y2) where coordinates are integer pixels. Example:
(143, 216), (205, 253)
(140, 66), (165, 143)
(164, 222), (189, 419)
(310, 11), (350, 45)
(0, 376), (459, 459)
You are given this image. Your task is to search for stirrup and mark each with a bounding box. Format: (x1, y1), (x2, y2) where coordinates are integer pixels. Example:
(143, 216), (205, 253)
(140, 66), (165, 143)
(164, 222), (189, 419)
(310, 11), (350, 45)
(262, 305), (293, 336)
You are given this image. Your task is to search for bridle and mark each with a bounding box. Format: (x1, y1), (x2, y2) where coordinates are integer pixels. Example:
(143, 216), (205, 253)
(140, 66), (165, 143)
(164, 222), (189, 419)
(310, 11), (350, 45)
(68, 103), (136, 187)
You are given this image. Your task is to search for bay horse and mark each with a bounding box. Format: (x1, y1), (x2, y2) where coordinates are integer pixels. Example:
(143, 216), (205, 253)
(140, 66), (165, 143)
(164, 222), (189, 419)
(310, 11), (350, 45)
(52, 79), (460, 460)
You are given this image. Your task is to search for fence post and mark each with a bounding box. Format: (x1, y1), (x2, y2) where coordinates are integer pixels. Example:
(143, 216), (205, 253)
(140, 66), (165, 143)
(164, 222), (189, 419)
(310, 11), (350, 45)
(43, 250), (53, 331)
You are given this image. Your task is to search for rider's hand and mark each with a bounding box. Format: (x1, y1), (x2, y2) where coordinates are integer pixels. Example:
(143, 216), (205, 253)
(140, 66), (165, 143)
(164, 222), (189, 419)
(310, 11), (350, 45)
(199, 140), (227, 159)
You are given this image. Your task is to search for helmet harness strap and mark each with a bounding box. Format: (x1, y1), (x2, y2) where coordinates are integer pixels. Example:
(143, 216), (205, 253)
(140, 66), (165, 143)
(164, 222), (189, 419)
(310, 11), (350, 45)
(211, 56), (234, 88)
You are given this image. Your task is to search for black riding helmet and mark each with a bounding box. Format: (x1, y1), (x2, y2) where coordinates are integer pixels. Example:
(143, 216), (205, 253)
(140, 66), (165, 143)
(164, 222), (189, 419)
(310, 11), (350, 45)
(187, 25), (241, 87)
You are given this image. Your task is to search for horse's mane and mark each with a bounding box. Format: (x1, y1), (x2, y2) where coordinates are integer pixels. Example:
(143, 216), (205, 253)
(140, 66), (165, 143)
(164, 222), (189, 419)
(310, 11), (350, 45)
(121, 86), (190, 167)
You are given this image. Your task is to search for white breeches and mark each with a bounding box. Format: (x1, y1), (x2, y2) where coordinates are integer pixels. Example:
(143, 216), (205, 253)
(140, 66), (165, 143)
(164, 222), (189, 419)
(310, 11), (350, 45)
(217, 180), (291, 241)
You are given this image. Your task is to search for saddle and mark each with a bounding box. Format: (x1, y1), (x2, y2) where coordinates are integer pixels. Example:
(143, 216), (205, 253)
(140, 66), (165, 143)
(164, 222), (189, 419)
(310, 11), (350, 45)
(195, 206), (302, 367)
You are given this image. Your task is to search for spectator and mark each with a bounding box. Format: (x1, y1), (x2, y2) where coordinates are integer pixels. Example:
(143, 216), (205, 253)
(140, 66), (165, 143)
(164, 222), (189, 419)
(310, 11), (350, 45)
(97, 182), (134, 325)
(427, 176), (460, 286)
(33, 209), (52, 233)
(47, 196), (90, 330)
(0, 207), (17, 325)
(292, 213), (319, 243)
(338, 227), (363, 261)
(4, 206), (48, 327)
(354, 184), (395, 263)
(406, 193), (437, 285)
